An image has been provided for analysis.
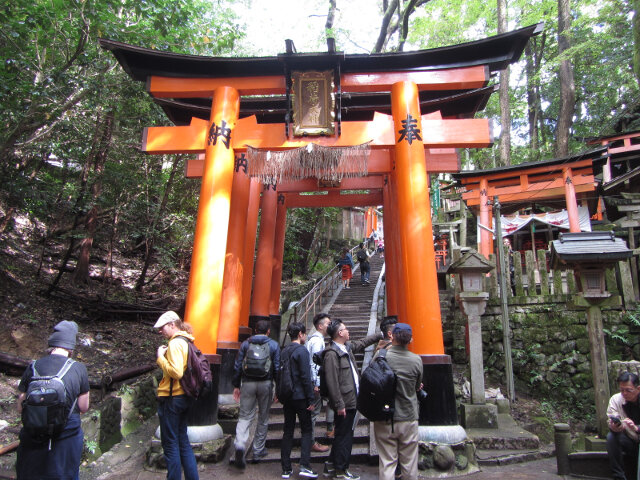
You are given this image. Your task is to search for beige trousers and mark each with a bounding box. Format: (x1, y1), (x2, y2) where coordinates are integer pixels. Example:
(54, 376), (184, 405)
(373, 420), (419, 480)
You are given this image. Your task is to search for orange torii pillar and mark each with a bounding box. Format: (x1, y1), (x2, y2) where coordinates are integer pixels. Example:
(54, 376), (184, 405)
(388, 172), (408, 324)
(382, 178), (398, 317)
(563, 167), (581, 232)
(268, 194), (288, 340)
(239, 179), (261, 333)
(479, 177), (493, 258)
(216, 156), (251, 394)
(250, 184), (278, 336)
(183, 86), (239, 424)
(391, 81), (457, 426)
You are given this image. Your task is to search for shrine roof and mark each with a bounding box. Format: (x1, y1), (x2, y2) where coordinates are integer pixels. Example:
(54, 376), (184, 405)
(451, 147), (607, 181)
(550, 231), (632, 264)
(581, 128), (640, 145)
(99, 23), (543, 82)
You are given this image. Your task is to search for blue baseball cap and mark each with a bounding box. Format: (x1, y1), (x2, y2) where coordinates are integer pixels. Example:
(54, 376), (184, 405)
(393, 323), (412, 335)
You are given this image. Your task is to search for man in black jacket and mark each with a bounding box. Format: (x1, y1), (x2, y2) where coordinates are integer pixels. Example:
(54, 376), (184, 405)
(279, 322), (318, 478)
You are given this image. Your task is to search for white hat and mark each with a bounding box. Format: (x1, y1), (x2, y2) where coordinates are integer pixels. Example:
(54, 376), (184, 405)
(154, 311), (180, 329)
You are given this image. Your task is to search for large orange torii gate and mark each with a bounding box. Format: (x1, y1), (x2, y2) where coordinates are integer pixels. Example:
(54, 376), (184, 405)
(101, 23), (542, 427)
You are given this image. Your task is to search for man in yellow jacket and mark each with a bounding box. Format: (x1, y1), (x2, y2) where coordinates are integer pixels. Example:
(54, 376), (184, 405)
(155, 311), (199, 480)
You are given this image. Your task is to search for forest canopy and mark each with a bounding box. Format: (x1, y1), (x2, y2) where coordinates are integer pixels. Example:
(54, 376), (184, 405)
(0, 0), (638, 293)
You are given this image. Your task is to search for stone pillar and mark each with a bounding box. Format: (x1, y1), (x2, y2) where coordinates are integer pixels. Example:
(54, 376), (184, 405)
(459, 292), (489, 404)
(184, 86), (239, 355)
(554, 423), (572, 475)
(586, 303), (611, 438)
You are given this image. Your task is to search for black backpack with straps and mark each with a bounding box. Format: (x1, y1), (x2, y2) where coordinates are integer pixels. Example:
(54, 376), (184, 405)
(276, 343), (300, 404)
(357, 349), (397, 422)
(22, 358), (77, 445)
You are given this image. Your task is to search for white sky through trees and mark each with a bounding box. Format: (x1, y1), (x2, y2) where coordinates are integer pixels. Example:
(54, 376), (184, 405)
(226, 0), (383, 55)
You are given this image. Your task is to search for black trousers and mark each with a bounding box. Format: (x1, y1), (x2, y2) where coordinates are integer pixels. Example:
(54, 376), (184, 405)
(328, 409), (357, 471)
(607, 430), (639, 480)
(281, 399), (313, 471)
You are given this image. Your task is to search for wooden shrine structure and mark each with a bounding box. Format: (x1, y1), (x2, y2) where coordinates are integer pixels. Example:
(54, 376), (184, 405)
(101, 23), (543, 426)
(453, 150), (604, 258)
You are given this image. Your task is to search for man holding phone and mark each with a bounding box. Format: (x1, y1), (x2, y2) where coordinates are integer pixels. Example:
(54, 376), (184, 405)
(606, 371), (640, 479)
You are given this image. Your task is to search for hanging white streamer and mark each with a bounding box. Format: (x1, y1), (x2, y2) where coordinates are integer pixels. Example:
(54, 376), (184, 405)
(245, 142), (371, 184)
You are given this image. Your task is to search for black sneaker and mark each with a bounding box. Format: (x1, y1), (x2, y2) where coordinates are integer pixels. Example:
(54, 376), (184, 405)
(282, 470), (293, 479)
(300, 466), (319, 478)
(323, 462), (335, 478)
(334, 470), (360, 480)
(234, 448), (246, 469)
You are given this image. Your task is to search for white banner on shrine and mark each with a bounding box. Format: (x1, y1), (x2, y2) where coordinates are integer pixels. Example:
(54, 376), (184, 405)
(493, 206), (592, 237)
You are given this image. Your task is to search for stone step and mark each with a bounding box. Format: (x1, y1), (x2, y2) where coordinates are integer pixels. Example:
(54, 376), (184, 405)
(245, 443), (371, 465)
(475, 447), (554, 466)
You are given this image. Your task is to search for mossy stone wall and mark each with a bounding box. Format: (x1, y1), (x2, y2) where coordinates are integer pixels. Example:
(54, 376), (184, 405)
(447, 295), (632, 415)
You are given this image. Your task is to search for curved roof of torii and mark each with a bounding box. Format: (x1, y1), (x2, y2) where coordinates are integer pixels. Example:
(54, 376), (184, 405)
(100, 23), (543, 126)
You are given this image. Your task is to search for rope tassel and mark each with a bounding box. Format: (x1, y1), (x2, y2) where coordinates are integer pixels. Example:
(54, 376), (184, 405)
(245, 141), (371, 184)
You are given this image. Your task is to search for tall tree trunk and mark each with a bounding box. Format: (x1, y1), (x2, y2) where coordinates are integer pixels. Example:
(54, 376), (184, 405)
(497, 0), (511, 166)
(555, 0), (576, 157)
(102, 206), (120, 287)
(73, 111), (114, 285)
(633, 0), (640, 86)
(135, 155), (181, 291)
(47, 111), (104, 294)
(525, 43), (540, 161)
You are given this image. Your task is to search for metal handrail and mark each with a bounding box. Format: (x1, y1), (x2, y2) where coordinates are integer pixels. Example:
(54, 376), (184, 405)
(282, 246), (359, 343)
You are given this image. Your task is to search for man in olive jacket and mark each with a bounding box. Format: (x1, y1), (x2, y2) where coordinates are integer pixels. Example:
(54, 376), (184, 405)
(323, 319), (383, 480)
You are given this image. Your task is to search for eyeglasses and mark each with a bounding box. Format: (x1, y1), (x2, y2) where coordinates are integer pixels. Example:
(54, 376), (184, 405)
(620, 387), (637, 394)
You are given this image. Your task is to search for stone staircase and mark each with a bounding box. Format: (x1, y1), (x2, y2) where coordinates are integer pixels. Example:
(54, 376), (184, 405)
(246, 254), (385, 465)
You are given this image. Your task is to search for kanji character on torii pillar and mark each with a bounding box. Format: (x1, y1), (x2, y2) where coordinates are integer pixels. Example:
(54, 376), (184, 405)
(100, 23), (542, 438)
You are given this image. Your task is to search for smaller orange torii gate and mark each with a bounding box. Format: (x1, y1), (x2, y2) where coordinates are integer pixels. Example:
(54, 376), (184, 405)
(453, 151), (602, 257)
(101, 23), (542, 427)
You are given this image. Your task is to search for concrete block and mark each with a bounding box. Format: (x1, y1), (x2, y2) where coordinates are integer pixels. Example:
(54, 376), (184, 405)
(584, 436), (607, 452)
(460, 403), (498, 429)
(496, 398), (510, 414)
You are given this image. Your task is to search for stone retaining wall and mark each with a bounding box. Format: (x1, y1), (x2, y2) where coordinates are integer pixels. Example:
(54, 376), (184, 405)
(82, 374), (159, 458)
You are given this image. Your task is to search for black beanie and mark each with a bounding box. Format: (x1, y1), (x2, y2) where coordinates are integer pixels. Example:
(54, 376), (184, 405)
(48, 320), (78, 351)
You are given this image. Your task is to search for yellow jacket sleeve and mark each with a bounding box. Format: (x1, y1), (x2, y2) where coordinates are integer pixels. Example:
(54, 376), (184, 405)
(156, 334), (189, 397)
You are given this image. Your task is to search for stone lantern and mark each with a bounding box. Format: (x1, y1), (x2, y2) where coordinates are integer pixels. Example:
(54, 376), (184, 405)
(449, 250), (497, 428)
(550, 231), (633, 438)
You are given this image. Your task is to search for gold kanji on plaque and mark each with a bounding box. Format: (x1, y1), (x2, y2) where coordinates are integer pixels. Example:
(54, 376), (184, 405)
(292, 70), (335, 136)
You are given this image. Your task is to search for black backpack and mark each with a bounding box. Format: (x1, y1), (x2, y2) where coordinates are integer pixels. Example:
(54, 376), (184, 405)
(276, 343), (299, 403)
(22, 358), (77, 446)
(172, 336), (213, 399)
(356, 249), (367, 262)
(357, 349), (397, 422)
(242, 340), (272, 379)
(312, 348), (337, 398)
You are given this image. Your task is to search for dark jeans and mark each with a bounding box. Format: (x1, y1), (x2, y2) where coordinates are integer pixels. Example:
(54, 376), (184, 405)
(158, 395), (199, 480)
(329, 408), (357, 471)
(17, 414), (83, 480)
(607, 430), (638, 479)
(360, 262), (370, 283)
(281, 399), (313, 471)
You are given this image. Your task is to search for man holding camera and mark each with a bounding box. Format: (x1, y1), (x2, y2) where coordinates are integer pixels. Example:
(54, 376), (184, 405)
(606, 371), (640, 479)
(372, 323), (423, 480)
